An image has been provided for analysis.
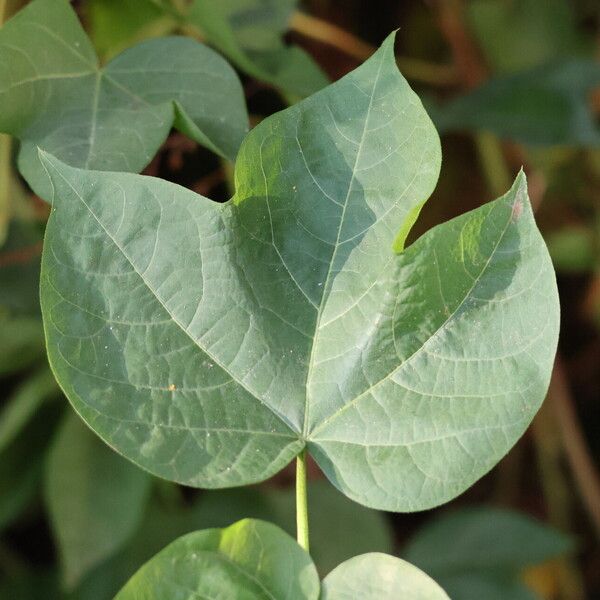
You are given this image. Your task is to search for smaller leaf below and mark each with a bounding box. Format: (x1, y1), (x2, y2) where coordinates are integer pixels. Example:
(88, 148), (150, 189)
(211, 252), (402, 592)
(321, 553), (450, 600)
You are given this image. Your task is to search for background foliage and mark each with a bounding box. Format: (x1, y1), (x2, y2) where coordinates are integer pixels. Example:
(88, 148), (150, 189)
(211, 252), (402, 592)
(0, 0), (598, 598)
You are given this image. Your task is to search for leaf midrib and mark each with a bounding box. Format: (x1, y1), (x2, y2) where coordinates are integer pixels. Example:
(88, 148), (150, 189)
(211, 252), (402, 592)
(301, 46), (387, 439)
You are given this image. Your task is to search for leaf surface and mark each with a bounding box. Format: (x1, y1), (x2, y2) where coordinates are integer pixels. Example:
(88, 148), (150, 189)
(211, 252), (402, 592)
(114, 519), (320, 600)
(45, 413), (151, 588)
(40, 34), (559, 511)
(0, 0), (248, 199)
(321, 553), (449, 599)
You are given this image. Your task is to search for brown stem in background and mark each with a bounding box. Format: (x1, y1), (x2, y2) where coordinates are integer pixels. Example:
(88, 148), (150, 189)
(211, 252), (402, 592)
(431, 0), (486, 88)
(549, 359), (600, 539)
(290, 11), (458, 86)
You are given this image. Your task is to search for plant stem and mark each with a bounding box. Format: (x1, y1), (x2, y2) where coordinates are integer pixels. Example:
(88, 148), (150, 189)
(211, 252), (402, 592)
(290, 11), (457, 86)
(296, 449), (309, 552)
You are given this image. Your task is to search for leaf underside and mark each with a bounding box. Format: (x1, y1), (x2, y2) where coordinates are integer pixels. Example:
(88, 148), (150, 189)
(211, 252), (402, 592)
(40, 33), (559, 511)
(0, 0), (249, 199)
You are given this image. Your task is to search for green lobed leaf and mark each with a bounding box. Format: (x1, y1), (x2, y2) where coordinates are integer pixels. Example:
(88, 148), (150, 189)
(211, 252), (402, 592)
(404, 507), (573, 600)
(45, 413), (152, 589)
(321, 553), (450, 599)
(114, 519), (320, 600)
(39, 34), (559, 511)
(432, 60), (600, 146)
(188, 0), (329, 98)
(0, 0), (249, 199)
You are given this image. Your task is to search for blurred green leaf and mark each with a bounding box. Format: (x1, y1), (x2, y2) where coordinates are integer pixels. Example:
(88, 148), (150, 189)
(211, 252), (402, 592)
(404, 507), (573, 600)
(45, 413), (152, 589)
(0, 367), (58, 453)
(115, 519), (320, 600)
(0, 402), (62, 532)
(188, 0), (329, 98)
(432, 60), (600, 146)
(546, 226), (596, 273)
(0, 572), (61, 600)
(467, 0), (591, 74)
(0, 0), (249, 199)
(0, 316), (45, 376)
(0, 220), (43, 316)
(87, 0), (177, 61)
(321, 554), (450, 599)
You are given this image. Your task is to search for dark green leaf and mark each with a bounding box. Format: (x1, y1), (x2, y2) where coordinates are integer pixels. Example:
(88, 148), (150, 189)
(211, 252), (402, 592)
(0, 0), (249, 199)
(40, 34), (559, 511)
(321, 553), (449, 599)
(0, 316), (45, 375)
(45, 413), (152, 588)
(467, 0), (591, 74)
(0, 367), (59, 453)
(404, 507), (573, 600)
(546, 226), (596, 273)
(404, 507), (573, 574)
(114, 519), (320, 600)
(432, 61), (600, 146)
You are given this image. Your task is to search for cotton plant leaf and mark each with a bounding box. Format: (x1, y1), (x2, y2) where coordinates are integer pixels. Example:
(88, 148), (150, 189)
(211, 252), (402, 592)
(321, 553), (450, 600)
(39, 33), (559, 511)
(114, 519), (320, 600)
(0, 0), (249, 200)
(431, 60), (600, 146)
(404, 507), (573, 600)
(45, 412), (152, 589)
(188, 0), (329, 98)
